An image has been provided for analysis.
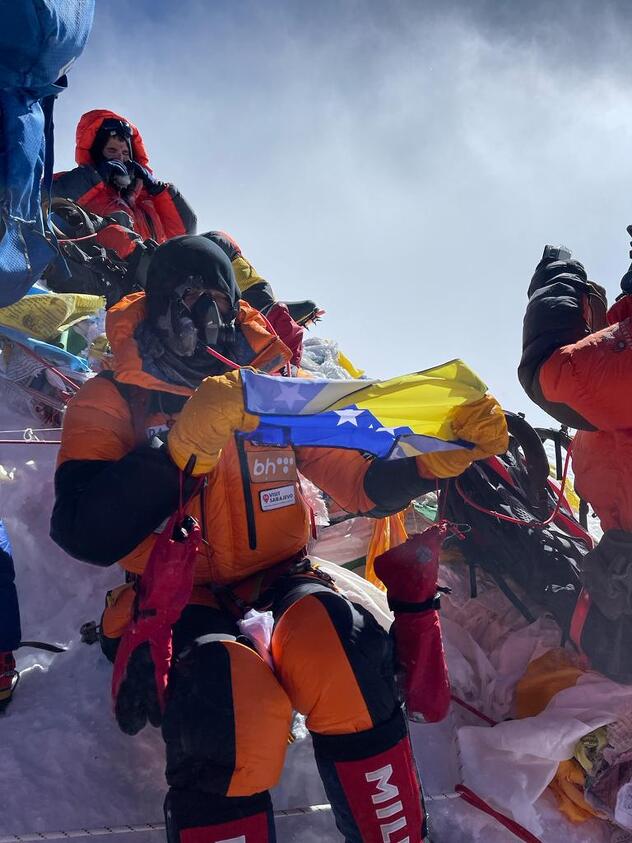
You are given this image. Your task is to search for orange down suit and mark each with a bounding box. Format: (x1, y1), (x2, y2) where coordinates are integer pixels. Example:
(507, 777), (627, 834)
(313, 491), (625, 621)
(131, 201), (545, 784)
(51, 293), (434, 820)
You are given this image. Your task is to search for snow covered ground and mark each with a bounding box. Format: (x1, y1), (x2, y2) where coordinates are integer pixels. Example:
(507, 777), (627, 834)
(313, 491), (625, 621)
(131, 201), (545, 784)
(1, 399), (631, 843)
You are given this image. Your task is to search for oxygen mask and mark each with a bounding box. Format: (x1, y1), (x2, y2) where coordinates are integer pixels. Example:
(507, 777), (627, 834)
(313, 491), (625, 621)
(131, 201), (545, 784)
(189, 293), (237, 349)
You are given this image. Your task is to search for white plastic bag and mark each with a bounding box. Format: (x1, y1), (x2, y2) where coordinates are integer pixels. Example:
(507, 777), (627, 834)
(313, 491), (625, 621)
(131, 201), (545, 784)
(238, 609), (275, 667)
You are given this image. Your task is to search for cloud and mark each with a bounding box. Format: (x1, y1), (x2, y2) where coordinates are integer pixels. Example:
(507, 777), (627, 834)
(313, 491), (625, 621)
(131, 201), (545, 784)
(54, 0), (632, 419)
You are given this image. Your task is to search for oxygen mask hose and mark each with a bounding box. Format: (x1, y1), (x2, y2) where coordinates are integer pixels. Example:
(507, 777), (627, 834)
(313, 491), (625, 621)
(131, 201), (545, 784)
(205, 344), (240, 370)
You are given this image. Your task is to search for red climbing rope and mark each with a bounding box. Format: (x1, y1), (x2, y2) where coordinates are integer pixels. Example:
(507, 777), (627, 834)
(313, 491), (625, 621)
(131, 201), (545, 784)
(54, 232), (99, 243)
(450, 694), (498, 727)
(18, 343), (81, 396)
(456, 785), (543, 843)
(454, 444), (573, 530)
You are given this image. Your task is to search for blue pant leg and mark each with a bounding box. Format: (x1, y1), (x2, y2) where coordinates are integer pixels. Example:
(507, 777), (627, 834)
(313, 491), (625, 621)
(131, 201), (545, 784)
(0, 521), (21, 651)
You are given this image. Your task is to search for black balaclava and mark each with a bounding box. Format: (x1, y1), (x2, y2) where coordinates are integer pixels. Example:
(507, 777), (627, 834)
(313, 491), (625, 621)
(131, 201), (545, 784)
(137, 235), (245, 386)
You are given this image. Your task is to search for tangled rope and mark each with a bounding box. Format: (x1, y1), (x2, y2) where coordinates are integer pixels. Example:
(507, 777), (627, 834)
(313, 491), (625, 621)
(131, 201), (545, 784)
(0, 427), (62, 445)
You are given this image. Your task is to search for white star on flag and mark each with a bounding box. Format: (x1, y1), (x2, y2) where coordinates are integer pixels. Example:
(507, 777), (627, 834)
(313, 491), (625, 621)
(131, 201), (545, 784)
(334, 408), (365, 426)
(279, 383), (308, 411)
(376, 426), (397, 435)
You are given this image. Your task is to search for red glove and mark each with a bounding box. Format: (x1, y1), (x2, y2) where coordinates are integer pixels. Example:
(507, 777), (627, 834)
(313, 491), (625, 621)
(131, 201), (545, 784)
(374, 523), (451, 722)
(264, 302), (304, 367)
(112, 512), (200, 734)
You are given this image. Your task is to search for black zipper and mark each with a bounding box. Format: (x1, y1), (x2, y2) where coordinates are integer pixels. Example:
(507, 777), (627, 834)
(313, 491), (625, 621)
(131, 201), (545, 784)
(200, 477), (209, 543)
(236, 435), (257, 550)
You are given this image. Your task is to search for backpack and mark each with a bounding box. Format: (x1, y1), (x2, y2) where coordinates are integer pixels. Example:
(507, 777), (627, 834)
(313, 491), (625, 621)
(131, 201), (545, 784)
(443, 414), (588, 626)
(44, 198), (156, 307)
(441, 414), (632, 683)
(0, 0), (94, 305)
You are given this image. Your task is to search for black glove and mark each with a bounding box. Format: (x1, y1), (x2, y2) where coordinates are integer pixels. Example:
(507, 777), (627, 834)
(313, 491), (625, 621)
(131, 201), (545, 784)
(528, 257), (588, 297)
(620, 270), (632, 295)
(114, 642), (162, 735)
(127, 161), (167, 196)
(97, 159), (131, 189)
(528, 257), (608, 333)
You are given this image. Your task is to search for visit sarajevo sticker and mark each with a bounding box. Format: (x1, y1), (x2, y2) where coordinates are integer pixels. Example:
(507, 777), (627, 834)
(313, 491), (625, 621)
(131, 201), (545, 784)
(260, 485), (296, 511)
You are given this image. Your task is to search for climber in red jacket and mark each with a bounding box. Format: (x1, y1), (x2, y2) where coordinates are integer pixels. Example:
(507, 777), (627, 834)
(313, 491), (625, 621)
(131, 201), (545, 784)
(52, 109), (196, 259)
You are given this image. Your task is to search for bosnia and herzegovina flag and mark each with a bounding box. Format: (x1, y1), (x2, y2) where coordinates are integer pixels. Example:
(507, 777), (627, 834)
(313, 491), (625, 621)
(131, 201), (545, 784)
(241, 358), (496, 459)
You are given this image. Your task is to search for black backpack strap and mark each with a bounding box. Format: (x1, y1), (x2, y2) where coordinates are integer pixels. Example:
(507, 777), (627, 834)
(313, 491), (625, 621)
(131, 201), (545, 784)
(98, 370), (149, 446)
(504, 412), (550, 520)
(18, 640), (67, 653)
(49, 196), (97, 238)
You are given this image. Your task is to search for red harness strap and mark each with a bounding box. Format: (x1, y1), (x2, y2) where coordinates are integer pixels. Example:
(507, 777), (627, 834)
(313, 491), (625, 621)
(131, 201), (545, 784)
(569, 587), (592, 659)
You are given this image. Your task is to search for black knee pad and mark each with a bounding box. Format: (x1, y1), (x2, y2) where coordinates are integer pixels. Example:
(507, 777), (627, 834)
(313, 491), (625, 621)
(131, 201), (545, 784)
(273, 587), (400, 733)
(301, 589), (399, 717)
(162, 633), (238, 794)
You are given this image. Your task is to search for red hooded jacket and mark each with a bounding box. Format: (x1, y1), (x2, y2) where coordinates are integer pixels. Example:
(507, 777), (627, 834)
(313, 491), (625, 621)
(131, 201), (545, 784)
(538, 295), (632, 532)
(519, 258), (632, 532)
(52, 109), (196, 257)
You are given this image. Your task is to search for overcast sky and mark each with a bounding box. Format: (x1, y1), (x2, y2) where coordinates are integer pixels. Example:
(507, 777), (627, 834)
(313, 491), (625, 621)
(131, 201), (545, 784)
(54, 0), (632, 424)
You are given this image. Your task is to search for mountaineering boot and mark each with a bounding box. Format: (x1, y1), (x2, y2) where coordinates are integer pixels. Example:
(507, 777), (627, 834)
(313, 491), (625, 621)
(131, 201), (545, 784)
(312, 707), (430, 842)
(164, 789), (276, 843)
(283, 299), (323, 327)
(0, 651), (18, 711)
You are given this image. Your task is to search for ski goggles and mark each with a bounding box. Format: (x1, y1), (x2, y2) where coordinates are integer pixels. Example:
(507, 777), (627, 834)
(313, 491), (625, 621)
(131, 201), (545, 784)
(99, 118), (133, 139)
